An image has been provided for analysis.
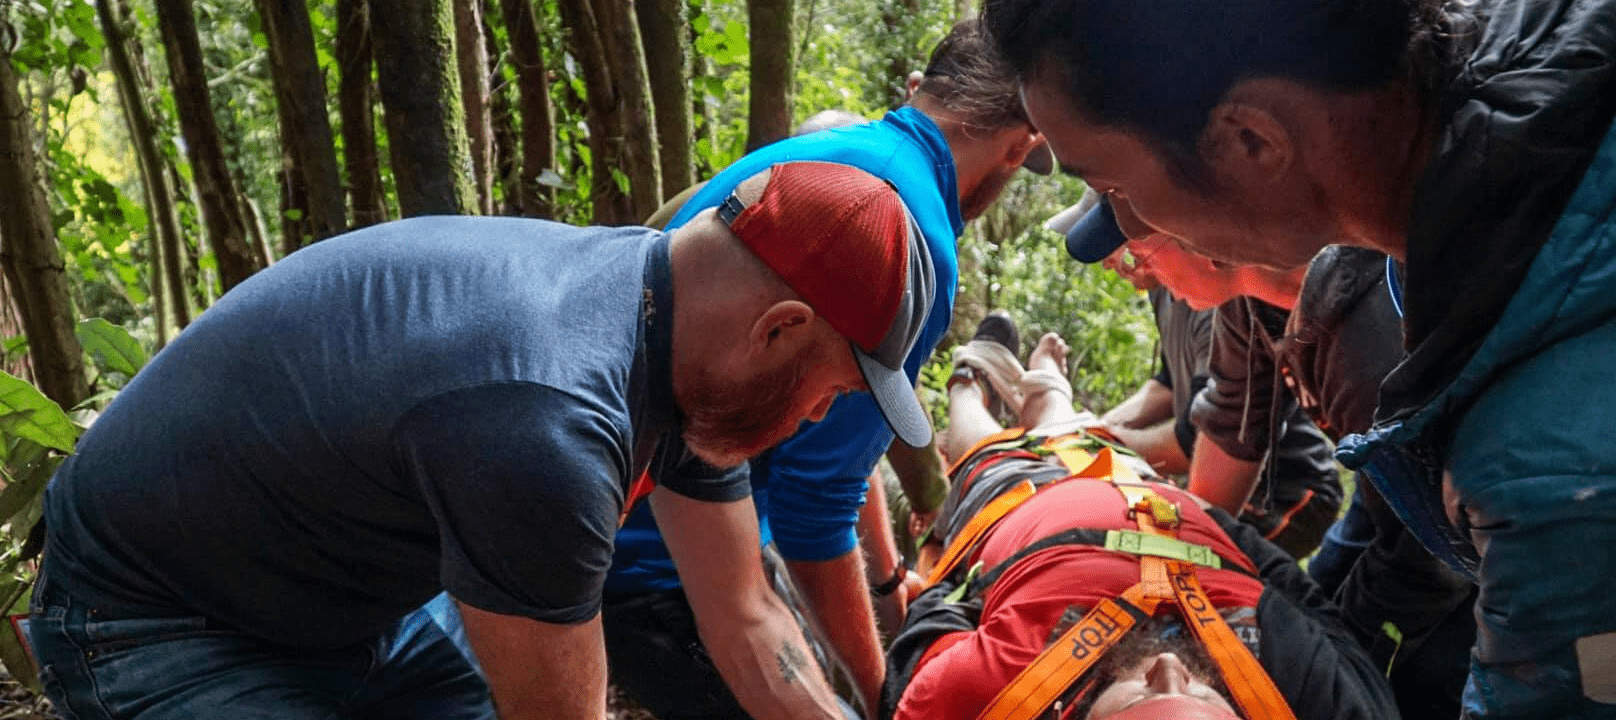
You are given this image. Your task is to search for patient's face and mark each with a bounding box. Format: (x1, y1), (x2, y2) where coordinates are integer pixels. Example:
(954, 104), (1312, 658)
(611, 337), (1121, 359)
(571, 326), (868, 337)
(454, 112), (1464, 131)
(1085, 652), (1241, 720)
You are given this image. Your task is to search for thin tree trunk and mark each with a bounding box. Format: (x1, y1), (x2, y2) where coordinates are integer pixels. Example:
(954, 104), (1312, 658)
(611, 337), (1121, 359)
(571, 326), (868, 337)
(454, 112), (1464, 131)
(635, 0), (691, 198)
(746, 0), (792, 151)
(688, 4), (716, 178)
(878, 0), (921, 110)
(454, 0), (493, 214)
(336, 0), (389, 228)
(371, 0), (478, 217)
(0, 40), (91, 408)
(555, 0), (660, 224)
(497, 0), (555, 218)
(152, 0), (263, 293)
(484, 0), (522, 216)
(97, 0), (191, 340)
(257, 0), (346, 247)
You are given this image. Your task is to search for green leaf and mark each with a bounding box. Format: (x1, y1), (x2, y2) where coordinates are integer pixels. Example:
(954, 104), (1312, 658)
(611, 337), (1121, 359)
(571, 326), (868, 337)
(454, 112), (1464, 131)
(75, 318), (147, 377)
(0, 373), (81, 453)
(0, 448), (58, 523)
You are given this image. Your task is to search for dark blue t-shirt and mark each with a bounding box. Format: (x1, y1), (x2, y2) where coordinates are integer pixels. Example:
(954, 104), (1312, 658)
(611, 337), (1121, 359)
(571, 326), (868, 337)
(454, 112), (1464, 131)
(41, 216), (747, 647)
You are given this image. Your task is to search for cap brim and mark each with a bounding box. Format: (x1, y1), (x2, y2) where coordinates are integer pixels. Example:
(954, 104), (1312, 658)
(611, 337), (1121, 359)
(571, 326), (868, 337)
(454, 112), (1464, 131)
(854, 346), (932, 448)
(1064, 198), (1127, 263)
(1021, 142), (1054, 175)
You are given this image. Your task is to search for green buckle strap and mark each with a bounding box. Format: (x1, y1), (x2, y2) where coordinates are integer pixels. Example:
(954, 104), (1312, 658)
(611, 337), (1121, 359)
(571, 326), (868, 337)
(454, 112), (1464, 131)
(1103, 530), (1222, 569)
(944, 561), (984, 604)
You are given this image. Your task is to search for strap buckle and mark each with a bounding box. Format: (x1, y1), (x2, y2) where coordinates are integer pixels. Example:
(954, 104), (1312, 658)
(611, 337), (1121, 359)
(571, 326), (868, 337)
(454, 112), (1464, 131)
(1129, 493), (1180, 529)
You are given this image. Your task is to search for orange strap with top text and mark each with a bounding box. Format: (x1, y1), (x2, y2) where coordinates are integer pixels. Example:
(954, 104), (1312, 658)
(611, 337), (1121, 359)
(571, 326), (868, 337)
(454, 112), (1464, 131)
(964, 447), (1296, 720)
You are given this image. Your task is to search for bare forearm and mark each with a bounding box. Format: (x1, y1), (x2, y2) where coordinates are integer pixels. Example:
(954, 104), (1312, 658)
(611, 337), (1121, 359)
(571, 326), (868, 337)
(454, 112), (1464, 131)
(1187, 433), (1262, 514)
(1104, 421), (1190, 475)
(697, 594), (846, 720)
(652, 490), (843, 720)
(458, 602), (607, 720)
(885, 437), (949, 515)
(858, 475), (908, 637)
(788, 552), (886, 715)
(1101, 379), (1174, 429)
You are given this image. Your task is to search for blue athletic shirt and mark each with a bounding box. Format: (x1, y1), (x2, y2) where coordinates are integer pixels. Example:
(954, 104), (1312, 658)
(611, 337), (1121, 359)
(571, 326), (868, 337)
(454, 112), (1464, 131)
(606, 107), (963, 594)
(41, 217), (747, 647)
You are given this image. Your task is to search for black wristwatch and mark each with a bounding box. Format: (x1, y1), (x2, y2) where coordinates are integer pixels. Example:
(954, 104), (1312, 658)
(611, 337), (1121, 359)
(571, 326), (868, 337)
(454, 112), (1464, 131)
(871, 563), (907, 598)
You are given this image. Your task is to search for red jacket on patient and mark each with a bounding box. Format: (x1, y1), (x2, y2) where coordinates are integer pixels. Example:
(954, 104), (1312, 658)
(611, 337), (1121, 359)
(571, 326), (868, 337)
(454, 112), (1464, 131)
(894, 480), (1263, 720)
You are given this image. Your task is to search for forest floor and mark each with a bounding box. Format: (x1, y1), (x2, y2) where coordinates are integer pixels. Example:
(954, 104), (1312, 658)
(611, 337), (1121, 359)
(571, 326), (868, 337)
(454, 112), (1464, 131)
(0, 673), (658, 720)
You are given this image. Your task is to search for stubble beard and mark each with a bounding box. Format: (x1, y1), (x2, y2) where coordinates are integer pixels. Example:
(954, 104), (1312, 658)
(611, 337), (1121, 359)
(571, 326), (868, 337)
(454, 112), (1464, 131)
(679, 356), (811, 468)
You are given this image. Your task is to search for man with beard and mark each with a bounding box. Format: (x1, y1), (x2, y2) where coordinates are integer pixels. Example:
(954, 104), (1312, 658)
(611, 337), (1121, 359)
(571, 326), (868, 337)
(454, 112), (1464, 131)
(605, 18), (1050, 719)
(1050, 193), (1341, 559)
(985, 0), (1616, 715)
(29, 162), (935, 720)
(882, 329), (1396, 720)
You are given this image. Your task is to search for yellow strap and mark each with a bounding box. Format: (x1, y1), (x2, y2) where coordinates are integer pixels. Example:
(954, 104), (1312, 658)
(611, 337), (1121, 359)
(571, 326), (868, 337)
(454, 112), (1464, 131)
(1041, 436), (1093, 476)
(925, 480), (1037, 587)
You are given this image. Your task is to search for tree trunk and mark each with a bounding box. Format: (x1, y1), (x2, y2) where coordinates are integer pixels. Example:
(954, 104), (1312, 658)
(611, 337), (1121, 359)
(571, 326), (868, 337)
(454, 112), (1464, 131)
(555, 0), (661, 224)
(257, 0), (346, 247)
(152, 0), (263, 293)
(484, 0), (521, 216)
(878, 0), (922, 110)
(98, 0), (191, 342)
(0, 41), (91, 408)
(454, 0), (494, 214)
(371, 0), (479, 217)
(635, 0), (691, 198)
(497, 0), (556, 218)
(688, 4), (716, 179)
(746, 0), (792, 151)
(335, 0), (389, 229)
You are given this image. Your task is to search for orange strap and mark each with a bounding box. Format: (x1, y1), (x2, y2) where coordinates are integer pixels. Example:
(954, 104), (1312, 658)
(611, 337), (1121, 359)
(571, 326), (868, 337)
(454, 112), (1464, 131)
(946, 427), (1030, 478)
(619, 471), (655, 528)
(1166, 564), (1296, 720)
(968, 450), (1296, 720)
(977, 584), (1161, 720)
(925, 446), (1124, 588)
(924, 479), (1037, 587)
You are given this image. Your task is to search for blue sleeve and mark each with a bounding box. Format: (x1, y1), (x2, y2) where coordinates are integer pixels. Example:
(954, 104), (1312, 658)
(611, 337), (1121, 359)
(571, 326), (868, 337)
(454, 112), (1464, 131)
(761, 391), (892, 561)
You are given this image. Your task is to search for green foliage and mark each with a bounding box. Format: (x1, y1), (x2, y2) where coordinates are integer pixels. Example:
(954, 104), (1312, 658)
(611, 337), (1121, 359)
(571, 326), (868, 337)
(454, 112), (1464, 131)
(0, 372), (83, 693)
(76, 317), (149, 382)
(920, 174), (1158, 431)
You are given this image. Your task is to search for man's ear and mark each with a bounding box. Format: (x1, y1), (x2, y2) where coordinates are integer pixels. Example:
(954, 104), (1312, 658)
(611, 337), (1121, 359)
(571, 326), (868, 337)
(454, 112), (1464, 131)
(1202, 97), (1293, 184)
(1001, 127), (1044, 168)
(748, 300), (817, 358)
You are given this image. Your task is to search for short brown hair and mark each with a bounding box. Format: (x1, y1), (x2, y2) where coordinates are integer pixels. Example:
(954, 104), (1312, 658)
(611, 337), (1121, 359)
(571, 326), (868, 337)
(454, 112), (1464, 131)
(914, 18), (1031, 133)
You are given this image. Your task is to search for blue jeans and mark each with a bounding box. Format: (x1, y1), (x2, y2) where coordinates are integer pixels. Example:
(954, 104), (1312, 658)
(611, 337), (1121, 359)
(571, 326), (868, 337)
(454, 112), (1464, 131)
(28, 561), (495, 720)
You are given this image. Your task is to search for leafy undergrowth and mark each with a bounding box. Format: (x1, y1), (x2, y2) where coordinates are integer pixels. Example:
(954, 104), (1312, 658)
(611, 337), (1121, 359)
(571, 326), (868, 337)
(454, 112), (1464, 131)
(0, 674), (52, 720)
(607, 684), (659, 720)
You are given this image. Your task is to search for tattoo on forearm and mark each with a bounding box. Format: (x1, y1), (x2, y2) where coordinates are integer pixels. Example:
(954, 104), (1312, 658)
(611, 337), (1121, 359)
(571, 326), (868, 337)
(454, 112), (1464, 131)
(776, 642), (808, 685)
